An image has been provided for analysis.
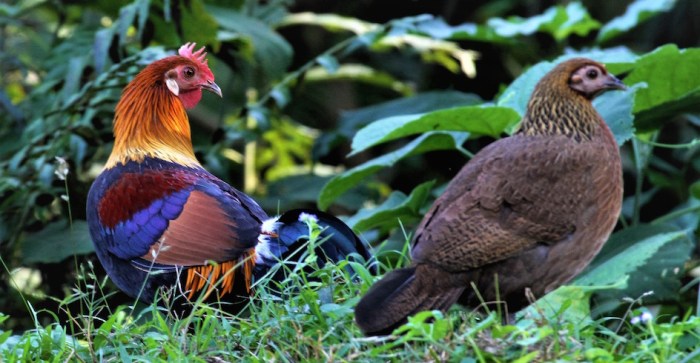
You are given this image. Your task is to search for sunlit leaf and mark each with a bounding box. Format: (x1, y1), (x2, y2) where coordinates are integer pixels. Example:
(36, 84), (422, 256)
(624, 45), (700, 130)
(487, 2), (600, 42)
(597, 0), (677, 43)
(350, 105), (519, 156)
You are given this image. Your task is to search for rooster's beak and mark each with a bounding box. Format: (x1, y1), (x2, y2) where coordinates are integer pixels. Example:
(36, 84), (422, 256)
(202, 80), (222, 97)
(604, 74), (626, 91)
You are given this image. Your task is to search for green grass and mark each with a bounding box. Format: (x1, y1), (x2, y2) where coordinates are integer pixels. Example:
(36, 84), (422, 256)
(2, 232), (700, 362)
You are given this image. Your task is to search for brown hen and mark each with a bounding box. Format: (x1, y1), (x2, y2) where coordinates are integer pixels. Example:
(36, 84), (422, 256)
(354, 58), (625, 336)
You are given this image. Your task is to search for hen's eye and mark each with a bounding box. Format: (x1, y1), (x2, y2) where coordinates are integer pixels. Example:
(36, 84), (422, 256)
(183, 67), (195, 78)
(586, 69), (598, 79)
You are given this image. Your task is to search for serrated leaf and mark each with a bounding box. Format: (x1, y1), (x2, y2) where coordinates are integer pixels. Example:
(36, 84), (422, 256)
(521, 226), (689, 322)
(345, 180), (435, 232)
(22, 221), (95, 264)
(350, 105), (519, 156)
(597, 0), (677, 43)
(592, 83), (640, 145)
(318, 132), (468, 210)
(624, 45), (700, 130)
(584, 225), (692, 315)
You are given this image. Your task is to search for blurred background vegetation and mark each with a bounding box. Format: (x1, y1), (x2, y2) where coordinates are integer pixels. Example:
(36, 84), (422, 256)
(1, 0), (699, 333)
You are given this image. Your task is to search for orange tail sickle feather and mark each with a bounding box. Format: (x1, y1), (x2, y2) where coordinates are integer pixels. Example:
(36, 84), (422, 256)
(184, 249), (257, 301)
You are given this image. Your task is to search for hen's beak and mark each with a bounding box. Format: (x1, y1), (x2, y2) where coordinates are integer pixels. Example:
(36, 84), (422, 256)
(202, 80), (222, 97)
(604, 74), (626, 91)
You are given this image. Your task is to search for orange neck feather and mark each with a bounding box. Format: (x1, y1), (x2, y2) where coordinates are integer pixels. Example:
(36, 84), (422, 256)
(105, 60), (200, 169)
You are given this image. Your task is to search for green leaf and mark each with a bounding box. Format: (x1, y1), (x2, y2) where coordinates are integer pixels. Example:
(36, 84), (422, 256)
(522, 226), (689, 322)
(691, 181), (700, 199)
(21, 221), (95, 264)
(413, 17), (510, 44)
(314, 91), (481, 159)
(597, 0), (678, 43)
(592, 83), (640, 145)
(179, 0), (219, 49)
(585, 224), (693, 314)
(207, 5), (293, 82)
(576, 227), (689, 287)
(625, 45), (700, 130)
(487, 2), (600, 42)
(519, 282), (626, 324)
(345, 180), (435, 232)
(318, 132), (468, 210)
(350, 105), (520, 156)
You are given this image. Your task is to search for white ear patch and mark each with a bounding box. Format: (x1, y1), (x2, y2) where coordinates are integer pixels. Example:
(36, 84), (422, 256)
(166, 78), (179, 96)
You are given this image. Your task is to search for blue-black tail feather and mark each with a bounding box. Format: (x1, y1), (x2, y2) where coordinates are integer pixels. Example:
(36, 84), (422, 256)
(254, 208), (376, 280)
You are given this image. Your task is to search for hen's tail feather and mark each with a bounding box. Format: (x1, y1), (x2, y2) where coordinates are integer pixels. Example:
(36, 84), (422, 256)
(254, 208), (376, 279)
(354, 265), (465, 336)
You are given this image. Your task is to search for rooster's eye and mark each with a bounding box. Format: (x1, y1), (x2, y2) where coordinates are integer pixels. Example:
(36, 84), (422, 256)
(183, 67), (195, 79)
(586, 69), (598, 79)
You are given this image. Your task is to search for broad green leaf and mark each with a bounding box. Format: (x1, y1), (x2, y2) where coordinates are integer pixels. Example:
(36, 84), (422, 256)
(487, 2), (600, 42)
(592, 84), (640, 145)
(21, 221), (95, 264)
(624, 45), (700, 130)
(345, 180), (435, 232)
(350, 105), (519, 156)
(585, 225), (693, 315)
(319, 132), (468, 210)
(597, 0), (677, 43)
(180, 0), (219, 49)
(522, 227), (689, 322)
(207, 5), (293, 82)
(314, 91), (481, 159)
(576, 228), (689, 287)
(519, 282), (626, 324)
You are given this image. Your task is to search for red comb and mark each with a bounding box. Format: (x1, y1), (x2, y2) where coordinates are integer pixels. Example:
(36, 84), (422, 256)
(178, 42), (213, 78)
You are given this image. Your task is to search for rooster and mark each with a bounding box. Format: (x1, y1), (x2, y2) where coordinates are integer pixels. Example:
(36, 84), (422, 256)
(86, 43), (373, 310)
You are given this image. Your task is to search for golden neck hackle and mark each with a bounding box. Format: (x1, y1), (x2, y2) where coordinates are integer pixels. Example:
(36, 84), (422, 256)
(518, 63), (603, 142)
(105, 61), (200, 169)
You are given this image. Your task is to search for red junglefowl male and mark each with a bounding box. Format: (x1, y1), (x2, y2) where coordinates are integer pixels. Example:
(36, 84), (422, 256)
(87, 43), (372, 311)
(354, 58), (625, 335)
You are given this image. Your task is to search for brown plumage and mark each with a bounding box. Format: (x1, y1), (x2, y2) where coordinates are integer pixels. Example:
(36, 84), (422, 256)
(354, 58), (625, 336)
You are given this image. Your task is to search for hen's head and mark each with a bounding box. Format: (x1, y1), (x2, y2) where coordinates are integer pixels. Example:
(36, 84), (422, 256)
(536, 58), (625, 100)
(144, 42), (222, 109)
